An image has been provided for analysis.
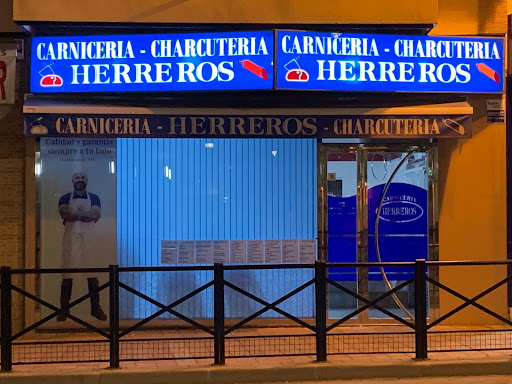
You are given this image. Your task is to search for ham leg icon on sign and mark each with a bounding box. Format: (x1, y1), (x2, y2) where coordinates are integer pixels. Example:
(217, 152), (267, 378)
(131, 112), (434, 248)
(284, 57), (309, 82)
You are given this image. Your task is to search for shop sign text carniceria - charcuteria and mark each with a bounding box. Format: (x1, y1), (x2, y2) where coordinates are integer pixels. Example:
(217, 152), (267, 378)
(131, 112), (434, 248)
(276, 30), (504, 93)
(24, 111), (472, 139)
(30, 31), (274, 93)
(29, 30), (504, 94)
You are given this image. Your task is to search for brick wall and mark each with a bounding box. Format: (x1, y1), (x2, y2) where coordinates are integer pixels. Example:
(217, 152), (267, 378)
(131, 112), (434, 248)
(479, 0), (507, 34)
(0, 42), (25, 330)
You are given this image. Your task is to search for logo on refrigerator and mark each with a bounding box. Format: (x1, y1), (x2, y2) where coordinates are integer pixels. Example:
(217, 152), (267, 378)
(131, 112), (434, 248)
(379, 195), (424, 223)
(284, 57), (309, 82)
(38, 63), (63, 87)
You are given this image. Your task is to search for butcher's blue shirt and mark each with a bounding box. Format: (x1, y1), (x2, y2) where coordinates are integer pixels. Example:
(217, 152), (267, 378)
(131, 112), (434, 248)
(58, 192), (101, 207)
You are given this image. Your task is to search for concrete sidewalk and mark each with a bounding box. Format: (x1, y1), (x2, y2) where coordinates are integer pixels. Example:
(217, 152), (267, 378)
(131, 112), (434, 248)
(2, 326), (512, 383)
(2, 352), (512, 384)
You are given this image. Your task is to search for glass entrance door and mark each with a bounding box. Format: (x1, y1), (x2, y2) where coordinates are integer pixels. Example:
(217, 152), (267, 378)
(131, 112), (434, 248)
(319, 144), (437, 323)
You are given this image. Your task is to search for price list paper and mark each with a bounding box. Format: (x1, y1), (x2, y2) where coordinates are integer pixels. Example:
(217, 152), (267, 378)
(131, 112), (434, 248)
(161, 240), (178, 264)
(195, 240), (213, 263)
(282, 240), (299, 263)
(299, 239), (316, 263)
(247, 240), (264, 263)
(178, 241), (195, 264)
(264, 240), (282, 263)
(213, 240), (230, 263)
(230, 240), (247, 263)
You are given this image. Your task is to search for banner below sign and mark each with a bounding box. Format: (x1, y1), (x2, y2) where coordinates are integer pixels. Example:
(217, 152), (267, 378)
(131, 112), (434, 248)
(25, 112), (472, 138)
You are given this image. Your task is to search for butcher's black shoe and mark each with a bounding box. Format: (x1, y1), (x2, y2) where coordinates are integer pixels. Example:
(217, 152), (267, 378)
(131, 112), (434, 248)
(57, 278), (73, 321)
(88, 277), (107, 321)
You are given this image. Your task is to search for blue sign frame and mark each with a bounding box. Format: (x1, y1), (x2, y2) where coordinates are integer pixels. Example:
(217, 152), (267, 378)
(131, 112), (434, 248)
(30, 31), (274, 93)
(29, 30), (505, 94)
(276, 30), (504, 94)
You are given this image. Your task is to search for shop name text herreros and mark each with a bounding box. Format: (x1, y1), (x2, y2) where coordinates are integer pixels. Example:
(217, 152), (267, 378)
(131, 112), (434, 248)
(24, 114), (471, 138)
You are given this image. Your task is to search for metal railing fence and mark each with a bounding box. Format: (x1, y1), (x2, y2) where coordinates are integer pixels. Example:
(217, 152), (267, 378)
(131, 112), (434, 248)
(0, 259), (511, 370)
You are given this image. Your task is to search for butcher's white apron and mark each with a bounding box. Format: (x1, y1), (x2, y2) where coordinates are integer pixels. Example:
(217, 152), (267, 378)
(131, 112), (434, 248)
(62, 193), (95, 277)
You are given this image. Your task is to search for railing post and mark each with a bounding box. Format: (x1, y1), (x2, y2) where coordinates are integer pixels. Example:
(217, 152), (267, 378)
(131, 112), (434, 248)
(1, 267), (12, 372)
(315, 261), (327, 362)
(414, 259), (428, 360)
(213, 263), (225, 365)
(109, 264), (120, 369)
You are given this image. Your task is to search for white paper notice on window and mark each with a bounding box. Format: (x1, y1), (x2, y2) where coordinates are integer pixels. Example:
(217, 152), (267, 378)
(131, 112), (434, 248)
(264, 240), (282, 263)
(213, 240), (230, 263)
(299, 239), (316, 263)
(247, 240), (264, 263)
(161, 240), (178, 264)
(178, 241), (195, 264)
(230, 240), (247, 263)
(195, 240), (213, 264)
(282, 240), (299, 263)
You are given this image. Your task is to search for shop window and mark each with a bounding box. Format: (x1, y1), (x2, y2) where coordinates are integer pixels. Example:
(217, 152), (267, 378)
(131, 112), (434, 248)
(38, 138), (317, 320)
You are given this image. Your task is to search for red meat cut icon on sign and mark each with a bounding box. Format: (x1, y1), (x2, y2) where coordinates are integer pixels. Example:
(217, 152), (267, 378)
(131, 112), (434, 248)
(284, 57), (309, 83)
(38, 63), (63, 87)
(286, 69), (309, 82)
(40, 74), (63, 87)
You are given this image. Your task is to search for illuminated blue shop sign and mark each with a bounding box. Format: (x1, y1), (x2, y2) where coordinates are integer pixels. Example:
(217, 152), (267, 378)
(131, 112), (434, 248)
(30, 31), (274, 93)
(30, 30), (505, 94)
(276, 30), (504, 93)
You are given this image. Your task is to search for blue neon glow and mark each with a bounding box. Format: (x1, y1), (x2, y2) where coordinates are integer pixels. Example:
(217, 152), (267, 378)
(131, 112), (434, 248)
(276, 30), (504, 93)
(30, 31), (274, 93)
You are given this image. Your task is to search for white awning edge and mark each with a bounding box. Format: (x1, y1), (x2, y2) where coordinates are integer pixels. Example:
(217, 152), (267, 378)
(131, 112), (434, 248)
(24, 99), (473, 117)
